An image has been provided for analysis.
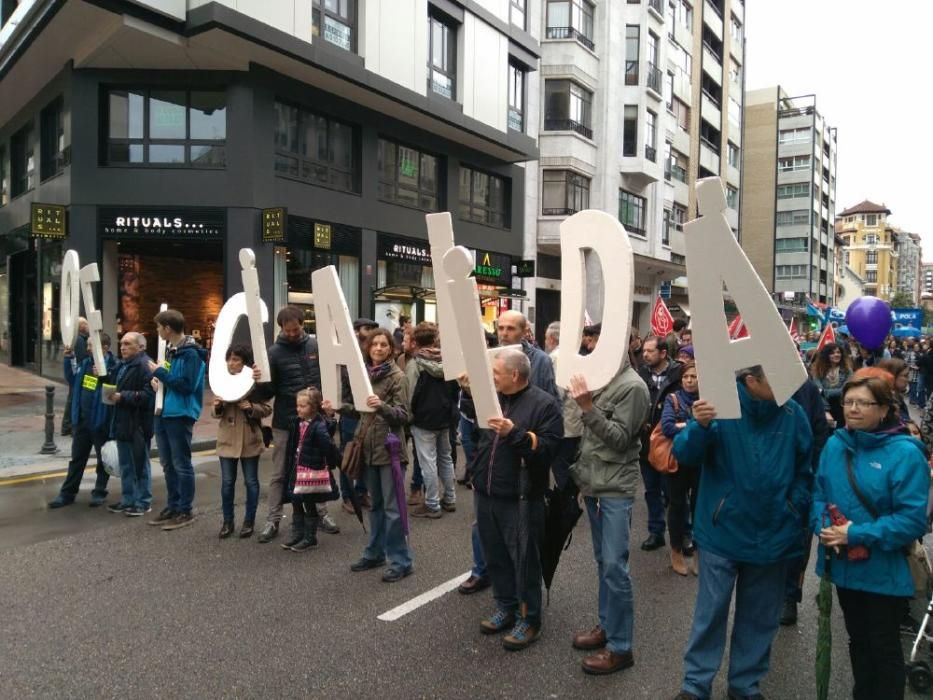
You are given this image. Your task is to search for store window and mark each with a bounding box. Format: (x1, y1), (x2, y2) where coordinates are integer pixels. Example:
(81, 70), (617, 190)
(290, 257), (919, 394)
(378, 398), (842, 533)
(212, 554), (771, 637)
(11, 122), (35, 197)
(40, 97), (66, 181)
(106, 88), (226, 167)
(312, 0), (355, 52)
(542, 170), (589, 215)
(377, 138), (440, 211)
(428, 9), (457, 100)
(274, 101), (358, 192)
(460, 167), (509, 228)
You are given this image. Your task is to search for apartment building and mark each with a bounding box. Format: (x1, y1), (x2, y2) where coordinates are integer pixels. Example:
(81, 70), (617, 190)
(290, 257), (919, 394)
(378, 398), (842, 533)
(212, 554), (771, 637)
(0, 0), (539, 377)
(895, 230), (922, 305)
(740, 88), (837, 312)
(530, 0), (745, 333)
(836, 201), (896, 302)
(923, 262), (933, 299)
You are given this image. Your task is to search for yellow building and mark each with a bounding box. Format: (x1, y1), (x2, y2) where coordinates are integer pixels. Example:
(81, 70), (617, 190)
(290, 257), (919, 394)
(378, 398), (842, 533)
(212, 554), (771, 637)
(836, 201), (896, 300)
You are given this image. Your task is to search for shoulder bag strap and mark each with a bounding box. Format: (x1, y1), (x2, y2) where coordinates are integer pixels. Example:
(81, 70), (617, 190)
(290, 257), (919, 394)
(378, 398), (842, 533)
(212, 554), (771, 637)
(845, 451), (880, 519)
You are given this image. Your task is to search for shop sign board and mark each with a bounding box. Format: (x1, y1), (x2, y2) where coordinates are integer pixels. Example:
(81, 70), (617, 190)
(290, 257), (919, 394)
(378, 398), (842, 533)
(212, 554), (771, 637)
(379, 236), (432, 266)
(514, 259), (535, 278)
(473, 250), (512, 286)
(262, 208), (286, 242)
(99, 208), (225, 237)
(31, 203), (67, 239)
(314, 223), (332, 250)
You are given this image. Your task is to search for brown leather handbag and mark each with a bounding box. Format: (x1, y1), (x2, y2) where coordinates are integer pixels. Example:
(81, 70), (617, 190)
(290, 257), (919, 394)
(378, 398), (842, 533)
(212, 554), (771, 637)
(340, 414), (374, 480)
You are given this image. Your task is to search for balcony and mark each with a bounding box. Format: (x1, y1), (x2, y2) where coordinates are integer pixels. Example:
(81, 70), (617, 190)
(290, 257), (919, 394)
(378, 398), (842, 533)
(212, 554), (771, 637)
(648, 0), (665, 20)
(703, 0), (724, 41)
(702, 45), (723, 85)
(646, 62), (663, 98)
(545, 26), (595, 51)
(701, 91), (722, 127)
(543, 118), (594, 140)
(645, 144), (657, 162)
(542, 207), (578, 217)
(699, 139), (720, 172)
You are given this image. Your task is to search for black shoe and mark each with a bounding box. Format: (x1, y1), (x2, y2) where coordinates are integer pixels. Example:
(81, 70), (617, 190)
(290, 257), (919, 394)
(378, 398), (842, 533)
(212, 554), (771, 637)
(239, 520), (255, 539)
(641, 533), (666, 551)
(351, 557), (387, 572)
(48, 496), (75, 509)
(290, 537), (319, 552)
(124, 506), (151, 517)
(219, 521), (235, 539)
(282, 528), (305, 549)
(257, 522), (279, 543)
(779, 600), (798, 626)
(107, 502), (129, 514)
(382, 566), (413, 583)
(161, 512), (196, 531)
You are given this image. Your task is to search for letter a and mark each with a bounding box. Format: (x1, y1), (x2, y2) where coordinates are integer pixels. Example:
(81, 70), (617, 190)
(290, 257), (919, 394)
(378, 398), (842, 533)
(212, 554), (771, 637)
(685, 177), (806, 419)
(556, 210), (633, 391)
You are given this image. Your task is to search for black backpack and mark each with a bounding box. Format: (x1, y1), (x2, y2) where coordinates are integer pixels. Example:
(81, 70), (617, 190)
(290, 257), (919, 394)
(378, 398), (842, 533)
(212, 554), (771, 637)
(411, 370), (457, 430)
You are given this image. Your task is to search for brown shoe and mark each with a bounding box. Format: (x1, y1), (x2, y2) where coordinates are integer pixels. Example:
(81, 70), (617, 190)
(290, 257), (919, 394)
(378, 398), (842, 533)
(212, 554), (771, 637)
(341, 501), (355, 515)
(360, 493), (373, 510)
(410, 503), (442, 519)
(407, 490), (423, 506)
(572, 625), (607, 651)
(458, 575), (491, 595)
(671, 548), (689, 576)
(581, 649), (634, 675)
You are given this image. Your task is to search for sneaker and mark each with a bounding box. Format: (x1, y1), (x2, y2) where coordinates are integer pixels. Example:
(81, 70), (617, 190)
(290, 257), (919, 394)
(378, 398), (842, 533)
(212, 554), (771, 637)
(48, 496), (75, 509)
(162, 512), (196, 531)
(148, 508), (175, 526)
(480, 609), (516, 635)
(440, 500), (457, 513)
(502, 619), (541, 651)
(411, 503), (442, 519)
(124, 507), (151, 517)
(382, 566), (413, 583)
(89, 495), (106, 508)
(319, 513), (340, 534)
(350, 557), (386, 572)
(257, 522), (279, 543)
(290, 537), (319, 552)
(107, 502), (129, 514)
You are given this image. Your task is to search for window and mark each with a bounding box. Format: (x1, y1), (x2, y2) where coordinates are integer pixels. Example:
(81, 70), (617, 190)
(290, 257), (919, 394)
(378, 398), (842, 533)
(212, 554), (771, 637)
(776, 209), (809, 226)
(542, 170), (590, 215)
(866, 214), (878, 226)
(312, 0), (355, 51)
(776, 264), (807, 279)
(40, 97), (65, 180)
(728, 97), (741, 127)
(672, 203), (687, 230)
(106, 89), (226, 167)
(865, 233), (878, 245)
(460, 167), (509, 228)
(667, 147), (688, 182)
(778, 155), (810, 172)
(377, 138), (439, 211)
(727, 141), (739, 168)
(726, 185), (738, 209)
(544, 80), (593, 139)
(665, 72), (674, 110)
(647, 32), (661, 92)
(775, 238), (808, 252)
(619, 189), (646, 236)
(671, 97), (690, 132)
(670, 42), (692, 81)
(0, 146), (7, 206)
(508, 62), (525, 132)
(510, 0), (526, 29)
(622, 105), (638, 157)
(625, 25), (640, 85)
(663, 207), (672, 246)
(866, 250), (878, 265)
(10, 122), (35, 196)
(545, 0), (595, 50)
(865, 270), (878, 283)
(274, 102), (357, 192)
(675, 0), (693, 30)
(428, 11), (457, 100)
(778, 128), (810, 145)
(777, 182), (809, 199)
(645, 110), (657, 162)
(729, 58), (741, 85)
(730, 15), (742, 43)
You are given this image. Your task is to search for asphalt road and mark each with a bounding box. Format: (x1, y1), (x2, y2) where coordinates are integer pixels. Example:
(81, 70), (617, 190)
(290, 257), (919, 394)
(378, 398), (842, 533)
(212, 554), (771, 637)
(0, 456), (926, 699)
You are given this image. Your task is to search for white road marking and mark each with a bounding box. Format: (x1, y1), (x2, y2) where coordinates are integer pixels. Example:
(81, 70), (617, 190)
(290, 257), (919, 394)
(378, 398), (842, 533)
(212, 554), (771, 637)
(377, 570), (473, 622)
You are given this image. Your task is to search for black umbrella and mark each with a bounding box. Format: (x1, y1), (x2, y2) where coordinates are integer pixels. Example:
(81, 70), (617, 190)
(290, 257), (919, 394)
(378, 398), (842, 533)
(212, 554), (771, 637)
(515, 461), (531, 620)
(541, 479), (583, 602)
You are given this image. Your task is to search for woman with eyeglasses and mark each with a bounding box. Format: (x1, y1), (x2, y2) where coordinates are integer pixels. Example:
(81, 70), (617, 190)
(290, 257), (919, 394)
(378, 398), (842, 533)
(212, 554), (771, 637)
(812, 374), (929, 700)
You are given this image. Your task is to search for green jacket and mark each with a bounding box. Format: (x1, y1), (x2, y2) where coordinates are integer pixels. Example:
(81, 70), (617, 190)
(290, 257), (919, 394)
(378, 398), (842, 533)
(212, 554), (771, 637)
(570, 359), (651, 499)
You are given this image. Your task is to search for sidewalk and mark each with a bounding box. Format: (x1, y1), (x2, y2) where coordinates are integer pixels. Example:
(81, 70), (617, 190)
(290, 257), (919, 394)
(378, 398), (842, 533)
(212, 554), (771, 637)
(0, 363), (218, 479)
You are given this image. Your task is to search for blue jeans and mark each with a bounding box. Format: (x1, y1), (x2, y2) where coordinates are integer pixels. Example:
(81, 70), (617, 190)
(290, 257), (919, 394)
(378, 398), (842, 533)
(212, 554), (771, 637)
(409, 441), (423, 492)
(411, 425), (455, 510)
(585, 496), (635, 654)
(459, 415), (477, 464)
(117, 429), (151, 509)
(363, 464), (413, 572)
(640, 457), (668, 536)
(155, 417), (195, 514)
(682, 549), (788, 698)
(219, 456), (260, 523)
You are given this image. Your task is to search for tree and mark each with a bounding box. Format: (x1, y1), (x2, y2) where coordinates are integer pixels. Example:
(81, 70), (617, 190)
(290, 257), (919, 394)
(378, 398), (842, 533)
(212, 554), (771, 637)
(889, 291), (916, 309)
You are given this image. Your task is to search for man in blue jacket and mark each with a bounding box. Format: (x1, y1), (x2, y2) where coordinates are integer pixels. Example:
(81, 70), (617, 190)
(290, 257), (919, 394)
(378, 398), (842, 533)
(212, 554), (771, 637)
(49, 332), (116, 508)
(147, 309), (206, 531)
(672, 366), (813, 700)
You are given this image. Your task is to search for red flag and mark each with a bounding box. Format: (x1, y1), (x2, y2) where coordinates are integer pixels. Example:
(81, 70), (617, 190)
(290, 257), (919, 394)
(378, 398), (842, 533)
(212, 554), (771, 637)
(788, 318), (799, 342)
(651, 296), (675, 337)
(816, 323), (836, 351)
(727, 315), (749, 340)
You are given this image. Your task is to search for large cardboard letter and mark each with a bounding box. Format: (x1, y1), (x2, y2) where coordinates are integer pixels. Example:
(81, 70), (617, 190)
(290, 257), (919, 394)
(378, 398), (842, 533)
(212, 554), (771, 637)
(60, 250), (80, 348)
(209, 294), (270, 401)
(240, 249), (271, 383)
(311, 265), (373, 411)
(79, 263), (107, 376)
(426, 213), (467, 380)
(685, 178), (806, 418)
(155, 302), (167, 413)
(556, 210), (633, 391)
(443, 246), (503, 423)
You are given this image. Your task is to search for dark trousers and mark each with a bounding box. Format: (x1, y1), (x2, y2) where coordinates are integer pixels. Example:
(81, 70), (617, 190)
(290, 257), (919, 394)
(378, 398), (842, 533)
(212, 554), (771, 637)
(476, 492), (544, 627)
(338, 416), (367, 500)
(666, 466), (698, 550)
(552, 436), (581, 490)
(783, 530), (813, 603)
(640, 456), (669, 536)
(836, 587), (907, 700)
(59, 424), (108, 499)
(61, 386), (74, 434)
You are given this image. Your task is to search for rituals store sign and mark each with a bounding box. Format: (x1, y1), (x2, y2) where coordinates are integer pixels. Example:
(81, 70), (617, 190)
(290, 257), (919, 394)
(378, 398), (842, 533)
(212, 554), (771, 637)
(99, 208), (225, 238)
(31, 203), (67, 239)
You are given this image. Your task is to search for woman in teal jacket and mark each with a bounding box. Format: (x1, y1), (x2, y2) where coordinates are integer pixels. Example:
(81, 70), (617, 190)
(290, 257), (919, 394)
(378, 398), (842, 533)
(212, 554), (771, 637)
(812, 373), (929, 700)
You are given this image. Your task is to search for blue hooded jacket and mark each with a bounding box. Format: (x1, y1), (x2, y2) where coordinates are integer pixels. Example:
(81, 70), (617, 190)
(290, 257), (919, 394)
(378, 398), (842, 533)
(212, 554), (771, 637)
(673, 379), (813, 565)
(64, 352), (117, 436)
(152, 336), (206, 422)
(812, 426), (929, 597)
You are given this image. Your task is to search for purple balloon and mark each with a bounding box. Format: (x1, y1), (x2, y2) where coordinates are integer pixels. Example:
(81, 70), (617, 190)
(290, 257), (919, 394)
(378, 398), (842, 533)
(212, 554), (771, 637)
(845, 296), (892, 350)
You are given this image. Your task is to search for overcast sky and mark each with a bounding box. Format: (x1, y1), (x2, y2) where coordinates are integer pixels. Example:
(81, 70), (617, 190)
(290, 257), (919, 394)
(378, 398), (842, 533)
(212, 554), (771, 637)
(744, 0), (929, 257)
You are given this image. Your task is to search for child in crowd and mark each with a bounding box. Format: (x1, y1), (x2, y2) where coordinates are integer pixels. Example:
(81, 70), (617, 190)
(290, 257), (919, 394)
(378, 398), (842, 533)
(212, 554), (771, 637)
(281, 388), (340, 552)
(212, 344), (271, 539)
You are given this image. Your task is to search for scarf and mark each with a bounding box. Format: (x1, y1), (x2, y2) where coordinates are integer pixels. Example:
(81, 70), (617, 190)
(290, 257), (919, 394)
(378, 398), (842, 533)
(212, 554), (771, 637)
(368, 360), (393, 381)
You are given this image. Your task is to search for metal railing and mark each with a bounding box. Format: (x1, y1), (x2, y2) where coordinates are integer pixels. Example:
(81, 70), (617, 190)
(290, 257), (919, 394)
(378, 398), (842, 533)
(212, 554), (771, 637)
(646, 62), (662, 93)
(543, 118), (594, 140)
(645, 145), (657, 162)
(545, 26), (595, 50)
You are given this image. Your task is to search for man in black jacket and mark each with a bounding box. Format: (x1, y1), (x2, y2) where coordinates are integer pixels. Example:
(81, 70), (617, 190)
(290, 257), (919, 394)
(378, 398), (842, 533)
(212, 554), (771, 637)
(252, 306), (336, 542)
(636, 336), (683, 551)
(472, 349), (563, 652)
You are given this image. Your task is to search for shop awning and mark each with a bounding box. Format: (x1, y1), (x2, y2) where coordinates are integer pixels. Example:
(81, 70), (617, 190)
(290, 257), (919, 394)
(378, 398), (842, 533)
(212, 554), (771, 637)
(371, 286), (436, 303)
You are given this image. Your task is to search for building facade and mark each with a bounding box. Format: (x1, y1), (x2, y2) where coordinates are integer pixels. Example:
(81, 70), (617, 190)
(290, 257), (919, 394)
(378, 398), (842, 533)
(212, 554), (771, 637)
(741, 87), (837, 313)
(0, 0), (540, 378)
(895, 230), (922, 305)
(836, 201), (896, 302)
(922, 261), (933, 299)
(528, 0), (745, 334)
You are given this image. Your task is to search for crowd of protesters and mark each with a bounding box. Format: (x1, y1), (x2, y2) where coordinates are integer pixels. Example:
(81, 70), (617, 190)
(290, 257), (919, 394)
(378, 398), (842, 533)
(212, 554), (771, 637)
(47, 307), (933, 699)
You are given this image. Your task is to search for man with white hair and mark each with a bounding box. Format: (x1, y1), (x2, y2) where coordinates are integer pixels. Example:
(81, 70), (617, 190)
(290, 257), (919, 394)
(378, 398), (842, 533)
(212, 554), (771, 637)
(469, 349), (563, 652)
